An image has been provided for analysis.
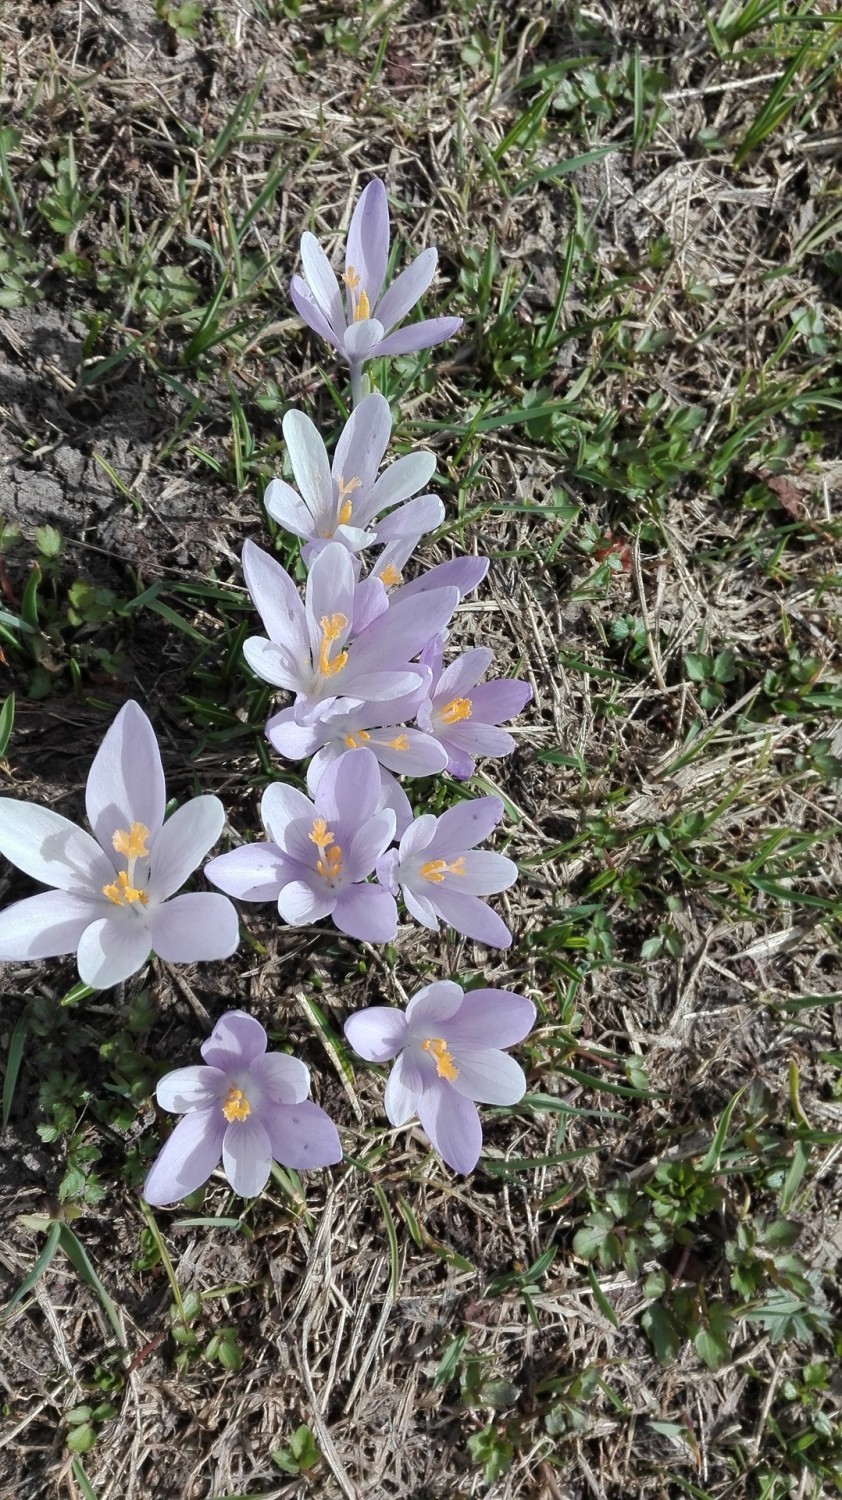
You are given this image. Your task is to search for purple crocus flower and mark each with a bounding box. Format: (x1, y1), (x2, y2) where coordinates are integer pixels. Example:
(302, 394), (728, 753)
(290, 179), (462, 400)
(265, 394), (442, 560)
(0, 701), (239, 989)
(144, 1011), (342, 1204)
(344, 980), (535, 1173)
(416, 640), (532, 779)
(377, 795), (516, 948)
(241, 539), (458, 722)
(206, 749), (398, 943)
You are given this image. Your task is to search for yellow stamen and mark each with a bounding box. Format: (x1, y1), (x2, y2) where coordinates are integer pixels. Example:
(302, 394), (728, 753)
(378, 565), (402, 589)
(112, 822), (150, 859)
(387, 734), (409, 751)
(343, 266), (361, 290)
(343, 729), (371, 749)
(422, 1036), (459, 1082)
(222, 1087), (251, 1123)
(102, 870), (148, 907)
(309, 818), (343, 881)
(439, 697), (472, 725)
(317, 613), (349, 678)
(354, 287), (371, 322)
(419, 856), (466, 884)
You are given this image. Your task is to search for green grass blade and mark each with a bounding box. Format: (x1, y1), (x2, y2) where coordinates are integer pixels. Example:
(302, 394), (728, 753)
(2, 1221), (61, 1318)
(2, 1012), (27, 1128)
(57, 1225), (126, 1349)
(0, 692), (14, 757)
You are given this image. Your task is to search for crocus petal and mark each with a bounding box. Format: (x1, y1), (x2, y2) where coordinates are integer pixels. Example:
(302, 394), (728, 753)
(76, 916), (154, 989)
(416, 1080), (482, 1173)
(439, 850), (518, 896)
(0, 889), (105, 961)
(343, 318), (385, 362)
(316, 746), (382, 826)
(85, 701), (167, 852)
(468, 679), (532, 724)
(204, 842), (294, 902)
(156, 1065), (227, 1113)
(344, 1006), (409, 1063)
(242, 636), (301, 692)
(346, 809), (397, 879)
(443, 746), (475, 780)
(283, 409), (333, 524)
(426, 796), (504, 859)
(143, 1106), (225, 1206)
(265, 709), (322, 761)
(397, 813), (437, 862)
(358, 450), (437, 528)
(373, 494), (444, 543)
(332, 392), (392, 503)
(383, 1050), (425, 1126)
(290, 275), (343, 351)
(393, 555), (488, 603)
(443, 723), (516, 760)
(346, 179), (390, 309)
(263, 477), (313, 539)
(440, 990), (536, 1050)
(300, 231), (346, 332)
(369, 728), (448, 778)
(223, 1115), (273, 1198)
(262, 1099), (342, 1169)
(147, 796), (225, 903)
(261, 781), (316, 843)
(449, 1049), (527, 1106)
(374, 246), (438, 332)
(333, 883), (397, 943)
(374, 317), (463, 358)
(304, 540), (356, 663)
(436, 648), (494, 701)
(355, 587), (458, 669)
(401, 883), (440, 930)
(377, 773), (413, 839)
(201, 1011), (267, 1069)
(146, 893), (240, 964)
(0, 800), (115, 893)
(242, 540), (310, 661)
(426, 888), (512, 948)
(277, 879), (336, 927)
(406, 980), (464, 1030)
(249, 1052), (310, 1105)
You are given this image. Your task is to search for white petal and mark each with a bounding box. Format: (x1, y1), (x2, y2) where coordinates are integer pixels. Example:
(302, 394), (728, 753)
(85, 701), (166, 850)
(283, 409), (333, 525)
(156, 1065), (227, 1113)
(223, 1116), (273, 1197)
(383, 1050), (424, 1126)
(448, 1049), (527, 1106)
(147, 796), (225, 903)
(146, 893), (240, 963)
(0, 889), (105, 960)
(76, 915), (153, 989)
(0, 799), (113, 893)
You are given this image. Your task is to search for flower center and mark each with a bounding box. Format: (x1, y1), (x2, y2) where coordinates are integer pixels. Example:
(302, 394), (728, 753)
(336, 473), (361, 526)
(387, 734), (408, 751)
(343, 265), (370, 322)
(439, 697), (472, 725)
(343, 729), (371, 748)
(222, 1086), (251, 1123)
(309, 817), (343, 882)
(317, 613), (349, 678)
(422, 1036), (459, 1082)
(378, 564), (402, 589)
(419, 857), (465, 884)
(103, 822), (150, 906)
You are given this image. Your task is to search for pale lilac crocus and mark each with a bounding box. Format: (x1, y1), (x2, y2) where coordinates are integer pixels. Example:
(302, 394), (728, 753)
(0, 701), (239, 989)
(265, 393), (442, 560)
(290, 179), (462, 402)
(144, 1011), (341, 1204)
(241, 539), (458, 723)
(206, 749), (398, 943)
(377, 795), (516, 948)
(345, 980), (535, 1173)
(416, 640), (532, 779)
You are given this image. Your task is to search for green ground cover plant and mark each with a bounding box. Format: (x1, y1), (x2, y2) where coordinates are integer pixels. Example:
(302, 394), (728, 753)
(0, 2), (839, 1498)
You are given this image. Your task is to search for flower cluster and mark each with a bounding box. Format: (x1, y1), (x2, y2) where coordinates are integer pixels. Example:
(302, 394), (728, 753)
(0, 179), (535, 1197)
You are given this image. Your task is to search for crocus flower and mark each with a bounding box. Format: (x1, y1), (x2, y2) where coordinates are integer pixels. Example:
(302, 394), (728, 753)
(290, 179), (462, 398)
(416, 640), (532, 779)
(265, 393), (441, 558)
(241, 539), (458, 722)
(344, 980), (535, 1173)
(0, 701), (239, 989)
(377, 795), (516, 948)
(144, 1011), (342, 1204)
(206, 749), (398, 943)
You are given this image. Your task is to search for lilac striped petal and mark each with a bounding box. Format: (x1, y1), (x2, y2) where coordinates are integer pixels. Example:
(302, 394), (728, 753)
(300, 231), (346, 332)
(76, 915), (153, 989)
(147, 796), (225, 903)
(277, 879), (336, 926)
(261, 782), (316, 842)
(146, 893), (239, 963)
(359, 451), (437, 527)
(406, 980), (464, 1030)
(143, 1106), (225, 1205)
(343, 319), (385, 362)
(250, 1052), (310, 1105)
(377, 771), (413, 839)
(436, 648), (494, 700)
(417, 1080), (482, 1173)
(355, 587), (458, 668)
(204, 843), (293, 902)
(332, 392), (392, 503)
(156, 1065), (226, 1113)
(373, 493), (444, 541)
(333, 883), (397, 943)
(443, 745), (475, 780)
(242, 636), (301, 692)
(384, 1050), (425, 1126)
(265, 709), (321, 761)
(351, 575), (389, 635)
(223, 1115), (273, 1197)
(397, 813), (437, 861)
(374, 246), (438, 331)
(344, 1005), (409, 1062)
(393, 555), (488, 603)
(86, 701), (167, 852)
(368, 727), (447, 777)
(402, 883), (440, 930)
(290, 276), (343, 351)
(419, 635), (443, 687)
(468, 678), (532, 723)
(449, 1049), (527, 1106)
(304, 541), (356, 661)
(316, 746), (382, 826)
(0, 801), (113, 892)
(346, 809), (397, 879)
(283, 409), (332, 523)
(427, 797), (503, 858)
(438, 850), (517, 895)
(374, 316), (463, 358)
(262, 1099), (342, 1169)
(427, 887), (512, 948)
(263, 477), (312, 538)
(346, 179), (390, 309)
(443, 723), (516, 760)
(201, 1011), (267, 1069)
(242, 540), (310, 660)
(440, 989), (536, 1050)
(0, 889), (104, 961)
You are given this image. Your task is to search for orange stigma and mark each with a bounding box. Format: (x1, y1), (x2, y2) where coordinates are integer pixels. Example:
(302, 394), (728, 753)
(422, 1037), (459, 1082)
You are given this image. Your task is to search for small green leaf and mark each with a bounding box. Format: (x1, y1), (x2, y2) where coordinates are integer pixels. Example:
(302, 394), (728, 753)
(0, 693), (14, 756)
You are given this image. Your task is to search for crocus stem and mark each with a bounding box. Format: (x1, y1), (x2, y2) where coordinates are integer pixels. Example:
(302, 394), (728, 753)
(349, 362), (368, 408)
